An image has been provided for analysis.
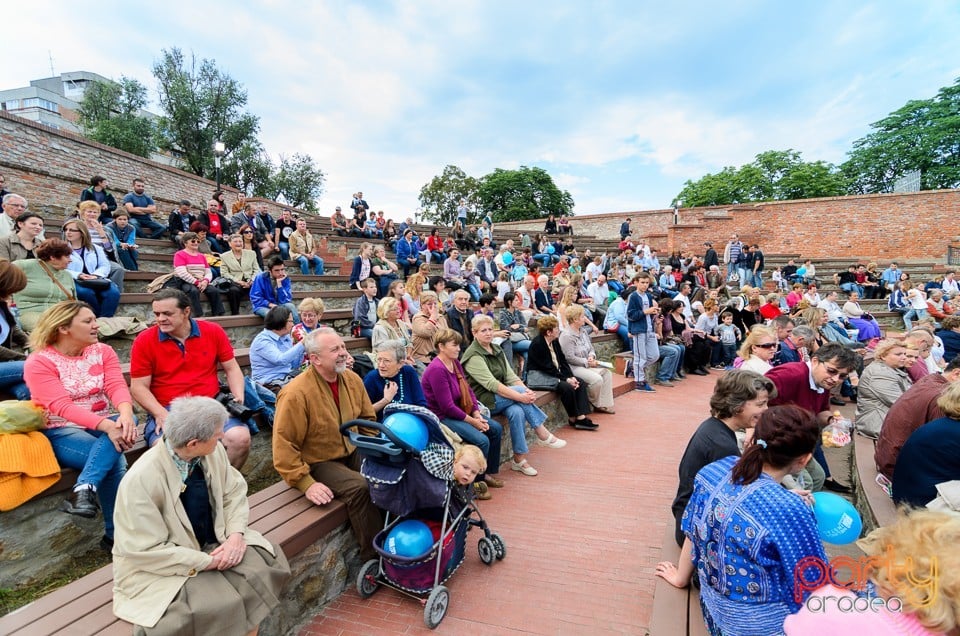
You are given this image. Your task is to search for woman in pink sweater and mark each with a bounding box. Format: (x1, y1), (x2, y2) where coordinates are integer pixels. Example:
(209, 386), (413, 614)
(166, 231), (225, 317)
(24, 300), (136, 550)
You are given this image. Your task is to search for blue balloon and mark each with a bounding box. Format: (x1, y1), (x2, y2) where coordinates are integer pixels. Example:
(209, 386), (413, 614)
(812, 492), (862, 544)
(546, 245), (555, 255)
(385, 519), (434, 557)
(383, 412), (429, 451)
(502, 252), (514, 265)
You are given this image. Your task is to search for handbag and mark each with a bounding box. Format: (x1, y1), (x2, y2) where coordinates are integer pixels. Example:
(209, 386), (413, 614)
(509, 330), (530, 343)
(75, 277), (111, 291)
(525, 368), (559, 390)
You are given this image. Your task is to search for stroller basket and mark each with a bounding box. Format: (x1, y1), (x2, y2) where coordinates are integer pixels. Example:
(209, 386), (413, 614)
(374, 514), (469, 594)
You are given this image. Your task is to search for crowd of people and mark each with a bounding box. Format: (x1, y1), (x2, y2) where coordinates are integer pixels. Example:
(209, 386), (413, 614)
(5, 175), (960, 634)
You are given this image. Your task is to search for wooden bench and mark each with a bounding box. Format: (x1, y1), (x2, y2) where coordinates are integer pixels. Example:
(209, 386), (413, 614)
(0, 481), (347, 636)
(649, 524), (708, 636)
(851, 434), (898, 531)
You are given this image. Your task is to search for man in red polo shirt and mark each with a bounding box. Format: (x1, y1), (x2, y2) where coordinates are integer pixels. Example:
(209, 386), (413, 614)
(130, 289), (250, 468)
(766, 342), (859, 494)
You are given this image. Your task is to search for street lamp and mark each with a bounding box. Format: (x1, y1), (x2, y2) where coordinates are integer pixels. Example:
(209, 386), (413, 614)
(673, 198), (682, 225)
(213, 140), (226, 190)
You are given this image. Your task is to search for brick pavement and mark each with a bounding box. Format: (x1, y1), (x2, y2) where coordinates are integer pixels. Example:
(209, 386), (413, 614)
(300, 372), (719, 635)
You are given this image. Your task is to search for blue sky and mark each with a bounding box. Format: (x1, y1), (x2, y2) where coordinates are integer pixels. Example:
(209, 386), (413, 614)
(4, 1), (960, 218)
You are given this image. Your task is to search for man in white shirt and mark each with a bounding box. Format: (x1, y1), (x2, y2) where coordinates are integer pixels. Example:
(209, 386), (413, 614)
(518, 275), (539, 323)
(941, 271), (959, 299)
(0, 193), (27, 238)
(587, 274), (611, 321)
(818, 291), (846, 326)
(676, 283), (694, 321)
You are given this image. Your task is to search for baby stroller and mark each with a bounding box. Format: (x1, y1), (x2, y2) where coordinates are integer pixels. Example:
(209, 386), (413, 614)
(340, 403), (506, 629)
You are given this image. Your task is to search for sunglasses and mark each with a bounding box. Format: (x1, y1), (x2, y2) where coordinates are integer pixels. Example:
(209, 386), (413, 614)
(754, 343), (778, 349)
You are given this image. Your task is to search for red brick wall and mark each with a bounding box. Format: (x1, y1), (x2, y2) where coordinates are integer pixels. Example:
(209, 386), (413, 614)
(493, 191), (960, 261)
(0, 111), (248, 219)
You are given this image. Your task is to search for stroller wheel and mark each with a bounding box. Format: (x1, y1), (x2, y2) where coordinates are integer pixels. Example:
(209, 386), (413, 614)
(424, 585), (449, 629)
(356, 559), (380, 598)
(490, 533), (507, 560)
(478, 537), (495, 565)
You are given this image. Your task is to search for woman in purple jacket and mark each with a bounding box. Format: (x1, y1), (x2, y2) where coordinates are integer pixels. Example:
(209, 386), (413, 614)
(421, 328), (504, 500)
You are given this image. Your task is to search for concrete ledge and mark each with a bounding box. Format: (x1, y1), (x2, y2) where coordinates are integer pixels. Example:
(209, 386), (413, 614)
(851, 434), (899, 533)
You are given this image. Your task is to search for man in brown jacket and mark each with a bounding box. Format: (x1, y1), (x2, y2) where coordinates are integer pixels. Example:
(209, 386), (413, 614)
(273, 327), (381, 559)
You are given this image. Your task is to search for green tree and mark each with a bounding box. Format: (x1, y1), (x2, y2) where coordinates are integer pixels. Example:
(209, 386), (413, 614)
(152, 48), (260, 179)
(675, 150), (846, 207)
(843, 79), (960, 193)
(76, 77), (156, 157)
(221, 140), (274, 197)
(270, 153), (326, 212)
(418, 165), (480, 225)
(475, 166), (574, 223)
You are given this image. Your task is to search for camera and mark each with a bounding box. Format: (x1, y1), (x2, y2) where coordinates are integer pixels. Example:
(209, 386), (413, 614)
(215, 391), (254, 422)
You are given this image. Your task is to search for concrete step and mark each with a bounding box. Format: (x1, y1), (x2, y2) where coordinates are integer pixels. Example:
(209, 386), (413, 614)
(114, 288), (361, 321)
(119, 271), (353, 294)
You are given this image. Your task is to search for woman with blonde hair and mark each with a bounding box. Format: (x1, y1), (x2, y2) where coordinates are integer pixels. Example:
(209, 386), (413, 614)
(371, 297), (416, 367)
(785, 508), (960, 634)
(855, 339), (912, 439)
(559, 304), (615, 414)
(403, 272), (426, 316)
(737, 325), (779, 375)
(24, 300), (135, 550)
(292, 297), (325, 344)
(411, 291), (446, 364)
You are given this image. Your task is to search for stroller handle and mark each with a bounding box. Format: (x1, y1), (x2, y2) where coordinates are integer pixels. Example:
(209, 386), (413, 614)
(339, 418), (420, 455)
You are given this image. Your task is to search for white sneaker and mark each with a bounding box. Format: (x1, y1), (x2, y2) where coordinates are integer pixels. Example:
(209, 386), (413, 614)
(536, 434), (567, 449)
(511, 459), (538, 476)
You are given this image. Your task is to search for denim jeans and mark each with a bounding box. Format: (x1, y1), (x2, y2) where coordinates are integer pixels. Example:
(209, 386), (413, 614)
(296, 254), (324, 275)
(441, 416), (503, 477)
(609, 324), (630, 350)
(902, 307), (928, 331)
(466, 283), (481, 302)
(656, 345), (680, 381)
(492, 387), (547, 456)
(840, 282), (864, 297)
(145, 408), (247, 447)
(278, 242), (290, 260)
(43, 424), (127, 538)
(128, 214), (166, 239)
(752, 272), (764, 288)
(253, 303), (299, 323)
(115, 248), (139, 271)
(0, 360), (29, 399)
(75, 281), (120, 318)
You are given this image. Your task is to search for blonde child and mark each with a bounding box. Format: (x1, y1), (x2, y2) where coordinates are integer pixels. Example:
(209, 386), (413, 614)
(453, 444), (490, 500)
(495, 271), (512, 302)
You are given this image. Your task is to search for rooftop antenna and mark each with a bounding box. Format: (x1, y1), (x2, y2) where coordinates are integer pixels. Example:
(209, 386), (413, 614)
(48, 50), (55, 76)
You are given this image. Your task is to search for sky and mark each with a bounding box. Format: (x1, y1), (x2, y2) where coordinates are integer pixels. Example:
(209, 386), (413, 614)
(3, 1), (960, 218)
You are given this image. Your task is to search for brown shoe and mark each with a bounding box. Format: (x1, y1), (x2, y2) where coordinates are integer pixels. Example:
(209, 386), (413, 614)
(484, 475), (505, 488)
(473, 482), (492, 500)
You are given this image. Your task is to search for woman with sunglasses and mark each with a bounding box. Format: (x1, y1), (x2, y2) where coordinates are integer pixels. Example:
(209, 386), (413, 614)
(738, 325), (779, 375)
(238, 223), (264, 270)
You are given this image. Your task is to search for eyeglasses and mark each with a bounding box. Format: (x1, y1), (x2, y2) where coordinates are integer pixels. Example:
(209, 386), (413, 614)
(754, 342), (778, 349)
(819, 363), (850, 380)
(242, 230), (254, 234)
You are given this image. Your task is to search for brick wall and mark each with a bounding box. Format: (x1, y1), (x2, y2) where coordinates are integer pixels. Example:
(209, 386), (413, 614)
(493, 190), (960, 261)
(0, 111), (252, 219)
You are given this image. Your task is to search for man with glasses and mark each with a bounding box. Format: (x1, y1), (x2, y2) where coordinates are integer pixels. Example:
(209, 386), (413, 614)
(0, 193), (28, 238)
(122, 178), (166, 239)
(766, 342), (859, 493)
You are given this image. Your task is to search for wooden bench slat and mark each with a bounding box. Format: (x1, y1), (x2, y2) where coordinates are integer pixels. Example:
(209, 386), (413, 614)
(8, 577), (115, 635)
(266, 502), (348, 557)
(2, 565), (114, 627)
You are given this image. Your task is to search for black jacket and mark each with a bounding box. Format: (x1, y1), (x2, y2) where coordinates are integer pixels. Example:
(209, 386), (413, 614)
(527, 335), (574, 379)
(446, 307), (475, 344)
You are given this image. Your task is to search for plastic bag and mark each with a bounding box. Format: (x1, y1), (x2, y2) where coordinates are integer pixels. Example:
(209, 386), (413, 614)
(822, 411), (852, 448)
(0, 400), (46, 434)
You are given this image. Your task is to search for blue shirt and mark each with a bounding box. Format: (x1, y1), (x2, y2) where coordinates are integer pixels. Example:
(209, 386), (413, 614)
(682, 456), (826, 635)
(122, 192), (156, 215)
(249, 329), (304, 384)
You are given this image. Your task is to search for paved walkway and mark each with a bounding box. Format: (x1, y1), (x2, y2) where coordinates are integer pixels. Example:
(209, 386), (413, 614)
(300, 373), (720, 635)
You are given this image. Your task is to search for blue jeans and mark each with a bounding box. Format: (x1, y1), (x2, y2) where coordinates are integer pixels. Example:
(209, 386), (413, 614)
(128, 214), (166, 239)
(358, 327), (373, 339)
(840, 282), (864, 297)
(492, 387), (547, 456)
(43, 424), (127, 539)
(902, 307), (928, 331)
(753, 272), (764, 288)
(253, 303), (299, 323)
(0, 360), (29, 399)
(296, 254), (324, 275)
(278, 242), (290, 260)
(115, 247), (139, 271)
(75, 281), (120, 318)
(145, 408), (247, 447)
(656, 345), (680, 381)
(466, 283), (481, 302)
(441, 416), (503, 477)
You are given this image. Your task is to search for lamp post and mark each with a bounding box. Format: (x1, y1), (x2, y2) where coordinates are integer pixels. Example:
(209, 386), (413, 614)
(213, 140), (226, 190)
(673, 198), (682, 225)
